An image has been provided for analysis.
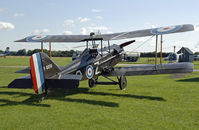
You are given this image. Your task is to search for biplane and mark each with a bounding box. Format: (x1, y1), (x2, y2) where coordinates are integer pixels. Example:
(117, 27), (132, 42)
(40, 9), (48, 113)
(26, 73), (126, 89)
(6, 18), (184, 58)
(9, 24), (194, 96)
(0, 47), (10, 58)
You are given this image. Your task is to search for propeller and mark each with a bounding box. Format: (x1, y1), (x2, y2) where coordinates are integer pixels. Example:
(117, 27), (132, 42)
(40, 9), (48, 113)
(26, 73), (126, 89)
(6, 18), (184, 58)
(120, 40), (135, 48)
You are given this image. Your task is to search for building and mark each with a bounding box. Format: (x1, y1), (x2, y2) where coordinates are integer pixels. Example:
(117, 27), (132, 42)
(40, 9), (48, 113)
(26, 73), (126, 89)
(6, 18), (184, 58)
(177, 47), (194, 62)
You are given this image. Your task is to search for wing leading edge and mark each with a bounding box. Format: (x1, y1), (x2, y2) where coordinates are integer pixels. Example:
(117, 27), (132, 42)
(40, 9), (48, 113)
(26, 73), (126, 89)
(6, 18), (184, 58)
(15, 24), (194, 42)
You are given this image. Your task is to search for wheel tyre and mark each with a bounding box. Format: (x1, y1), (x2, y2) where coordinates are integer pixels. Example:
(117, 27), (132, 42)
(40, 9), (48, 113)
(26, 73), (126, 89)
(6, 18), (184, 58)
(88, 79), (96, 88)
(119, 75), (127, 90)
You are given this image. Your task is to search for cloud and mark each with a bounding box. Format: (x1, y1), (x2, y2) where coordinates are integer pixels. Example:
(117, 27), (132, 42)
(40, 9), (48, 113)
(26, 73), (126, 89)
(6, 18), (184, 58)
(0, 8), (5, 12)
(88, 26), (108, 31)
(95, 16), (103, 20)
(32, 29), (49, 34)
(81, 27), (87, 35)
(13, 13), (24, 17)
(107, 31), (113, 34)
(80, 26), (109, 34)
(195, 24), (199, 31)
(151, 25), (156, 28)
(195, 41), (199, 48)
(63, 20), (75, 27)
(91, 9), (103, 13)
(63, 31), (72, 35)
(0, 22), (15, 30)
(0, 8), (7, 13)
(78, 17), (90, 23)
(144, 22), (156, 29)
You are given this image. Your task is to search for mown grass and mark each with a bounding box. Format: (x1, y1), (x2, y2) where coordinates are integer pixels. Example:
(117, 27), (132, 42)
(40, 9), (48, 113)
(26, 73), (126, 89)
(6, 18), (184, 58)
(0, 56), (199, 129)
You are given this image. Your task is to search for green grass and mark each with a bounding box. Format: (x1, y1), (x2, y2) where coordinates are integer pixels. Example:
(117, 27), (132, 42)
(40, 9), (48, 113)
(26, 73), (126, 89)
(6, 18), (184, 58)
(0, 56), (199, 129)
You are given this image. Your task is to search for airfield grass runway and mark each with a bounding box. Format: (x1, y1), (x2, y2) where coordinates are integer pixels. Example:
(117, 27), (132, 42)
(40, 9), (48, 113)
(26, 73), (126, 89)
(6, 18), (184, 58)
(0, 56), (199, 129)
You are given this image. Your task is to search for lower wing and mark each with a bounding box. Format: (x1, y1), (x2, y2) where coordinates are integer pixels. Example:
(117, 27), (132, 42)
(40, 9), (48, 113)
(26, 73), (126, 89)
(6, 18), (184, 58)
(105, 62), (193, 76)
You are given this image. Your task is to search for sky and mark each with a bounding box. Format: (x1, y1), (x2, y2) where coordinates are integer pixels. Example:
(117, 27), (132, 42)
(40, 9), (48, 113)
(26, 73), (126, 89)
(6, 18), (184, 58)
(0, 0), (199, 52)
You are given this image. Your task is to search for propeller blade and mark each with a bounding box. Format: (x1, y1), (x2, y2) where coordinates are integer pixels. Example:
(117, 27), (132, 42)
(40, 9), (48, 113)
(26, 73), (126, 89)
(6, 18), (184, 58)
(120, 40), (135, 48)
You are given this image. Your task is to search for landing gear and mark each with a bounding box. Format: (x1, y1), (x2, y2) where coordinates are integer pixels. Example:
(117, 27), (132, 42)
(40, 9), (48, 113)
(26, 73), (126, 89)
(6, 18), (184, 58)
(88, 78), (96, 88)
(88, 75), (127, 90)
(119, 75), (127, 90)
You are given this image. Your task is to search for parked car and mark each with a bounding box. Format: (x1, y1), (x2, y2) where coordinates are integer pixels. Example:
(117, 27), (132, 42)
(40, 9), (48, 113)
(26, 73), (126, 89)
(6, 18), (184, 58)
(194, 55), (199, 61)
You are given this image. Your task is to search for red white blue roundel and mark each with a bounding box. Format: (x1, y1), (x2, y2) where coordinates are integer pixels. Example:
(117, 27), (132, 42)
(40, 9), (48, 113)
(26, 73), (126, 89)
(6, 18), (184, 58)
(26, 35), (49, 42)
(151, 25), (182, 35)
(86, 65), (94, 79)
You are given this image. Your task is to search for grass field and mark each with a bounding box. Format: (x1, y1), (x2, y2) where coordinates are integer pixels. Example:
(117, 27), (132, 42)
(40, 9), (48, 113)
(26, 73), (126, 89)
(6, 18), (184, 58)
(0, 56), (199, 129)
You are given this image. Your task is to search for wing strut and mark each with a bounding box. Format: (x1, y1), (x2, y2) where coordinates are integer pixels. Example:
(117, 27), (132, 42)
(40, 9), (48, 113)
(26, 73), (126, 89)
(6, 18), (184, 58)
(155, 35), (158, 69)
(155, 34), (164, 70)
(41, 42), (43, 52)
(160, 35), (163, 65)
(49, 42), (52, 58)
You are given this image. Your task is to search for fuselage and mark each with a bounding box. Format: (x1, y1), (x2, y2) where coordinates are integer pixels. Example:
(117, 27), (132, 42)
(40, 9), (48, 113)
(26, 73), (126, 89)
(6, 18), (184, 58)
(60, 44), (124, 80)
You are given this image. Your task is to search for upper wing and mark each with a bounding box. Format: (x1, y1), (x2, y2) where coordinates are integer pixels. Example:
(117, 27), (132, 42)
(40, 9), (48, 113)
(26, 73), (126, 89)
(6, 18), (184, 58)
(106, 62), (194, 76)
(15, 24), (194, 42)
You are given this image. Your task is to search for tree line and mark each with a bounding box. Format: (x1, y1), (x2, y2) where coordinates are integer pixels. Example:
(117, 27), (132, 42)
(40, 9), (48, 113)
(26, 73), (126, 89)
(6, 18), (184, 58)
(1, 49), (199, 57)
(5, 49), (75, 57)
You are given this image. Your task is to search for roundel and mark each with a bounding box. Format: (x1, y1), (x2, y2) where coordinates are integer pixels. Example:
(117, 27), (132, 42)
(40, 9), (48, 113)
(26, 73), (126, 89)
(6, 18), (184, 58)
(151, 25), (182, 35)
(86, 65), (94, 79)
(26, 35), (49, 42)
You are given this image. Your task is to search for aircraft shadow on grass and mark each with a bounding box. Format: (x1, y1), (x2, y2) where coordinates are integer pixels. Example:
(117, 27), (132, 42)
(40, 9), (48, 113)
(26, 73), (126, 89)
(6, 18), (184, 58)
(0, 87), (166, 108)
(177, 77), (199, 82)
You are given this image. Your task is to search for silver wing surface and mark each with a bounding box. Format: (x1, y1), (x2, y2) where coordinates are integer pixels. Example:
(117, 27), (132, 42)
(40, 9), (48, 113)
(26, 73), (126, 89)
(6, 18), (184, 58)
(106, 62), (194, 76)
(15, 24), (194, 42)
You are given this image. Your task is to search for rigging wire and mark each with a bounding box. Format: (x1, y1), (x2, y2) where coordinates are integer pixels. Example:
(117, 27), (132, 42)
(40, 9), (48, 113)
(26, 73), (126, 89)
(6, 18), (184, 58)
(132, 35), (155, 51)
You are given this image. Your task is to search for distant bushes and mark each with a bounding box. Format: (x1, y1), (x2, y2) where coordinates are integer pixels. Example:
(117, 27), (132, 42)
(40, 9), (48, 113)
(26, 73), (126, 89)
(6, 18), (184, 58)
(1, 48), (199, 57)
(3, 49), (75, 57)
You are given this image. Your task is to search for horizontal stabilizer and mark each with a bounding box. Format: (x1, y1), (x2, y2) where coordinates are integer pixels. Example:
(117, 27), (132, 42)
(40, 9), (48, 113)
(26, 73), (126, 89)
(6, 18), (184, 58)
(8, 74), (81, 89)
(106, 62), (193, 76)
(15, 67), (30, 73)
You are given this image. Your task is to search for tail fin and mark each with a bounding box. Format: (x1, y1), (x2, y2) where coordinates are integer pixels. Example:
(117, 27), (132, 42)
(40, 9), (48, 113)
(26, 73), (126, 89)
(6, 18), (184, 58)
(4, 47), (10, 55)
(30, 52), (61, 94)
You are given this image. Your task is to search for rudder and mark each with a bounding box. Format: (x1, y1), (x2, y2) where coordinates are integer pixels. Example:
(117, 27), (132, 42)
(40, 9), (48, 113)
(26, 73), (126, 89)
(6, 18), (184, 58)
(30, 52), (61, 94)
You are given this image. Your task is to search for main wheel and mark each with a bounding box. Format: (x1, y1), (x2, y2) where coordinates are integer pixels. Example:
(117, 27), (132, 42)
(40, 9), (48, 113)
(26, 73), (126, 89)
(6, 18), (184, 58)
(119, 75), (127, 90)
(88, 78), (96, 88)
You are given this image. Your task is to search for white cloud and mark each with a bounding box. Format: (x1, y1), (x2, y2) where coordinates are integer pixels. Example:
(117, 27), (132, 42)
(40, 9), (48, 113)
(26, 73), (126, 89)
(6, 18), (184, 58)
(91, 9), (103, 13)
(13, 13), (24, 17)
(195, 41), (199, 48)
(0, 22), (15, 30)
(81, 27), (87, 35)
(32, 29), (49, 34)
(88, 26), (108, 31)
(144, 22), (156, 29)
(195, 24), (199, 31)
(80, 26), (109, 34)
(95, 16), (103, 20)
(63, 20), (75, 27)
(63, 31), (72, 35)
(151, 25), (156, 28)
(0, 8), (7, 13)
(78, 17), (90, 23)
(107, 31), (113, 34)
(42, 29), (49, 33)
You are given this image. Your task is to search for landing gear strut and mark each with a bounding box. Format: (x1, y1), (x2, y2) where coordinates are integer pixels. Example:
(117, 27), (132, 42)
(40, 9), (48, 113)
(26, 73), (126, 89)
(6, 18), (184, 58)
(88, 75), (127, 90)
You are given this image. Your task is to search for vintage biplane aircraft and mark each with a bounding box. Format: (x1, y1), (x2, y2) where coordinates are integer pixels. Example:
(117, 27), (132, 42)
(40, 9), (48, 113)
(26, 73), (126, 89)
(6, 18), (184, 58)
(0, 47), (10, 58)
(9, 24), (194, 96)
